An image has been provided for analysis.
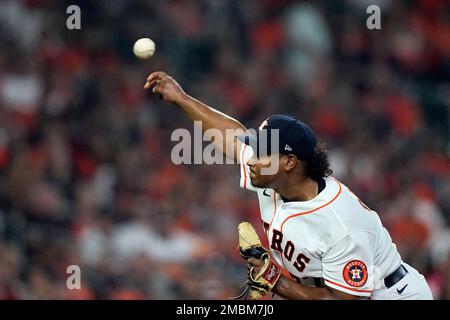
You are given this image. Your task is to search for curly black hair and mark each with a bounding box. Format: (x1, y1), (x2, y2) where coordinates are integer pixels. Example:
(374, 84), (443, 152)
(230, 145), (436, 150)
(305, 141), (333, 181)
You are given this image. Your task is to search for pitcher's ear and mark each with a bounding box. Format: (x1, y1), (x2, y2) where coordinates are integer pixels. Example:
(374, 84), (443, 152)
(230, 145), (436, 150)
(284, 154), (298, 172)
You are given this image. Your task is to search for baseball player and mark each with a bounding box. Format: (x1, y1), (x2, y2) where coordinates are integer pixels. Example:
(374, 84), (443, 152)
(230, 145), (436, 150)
(144, 71), (433, 300)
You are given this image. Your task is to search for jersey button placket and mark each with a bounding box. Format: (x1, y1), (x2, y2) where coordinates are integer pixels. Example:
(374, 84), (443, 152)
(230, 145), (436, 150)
(271, 204), (290, 271)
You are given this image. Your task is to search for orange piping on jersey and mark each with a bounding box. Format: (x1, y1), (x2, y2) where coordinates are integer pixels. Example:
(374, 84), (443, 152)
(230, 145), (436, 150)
(324, 279), (372, 293)
(280, 180), (343, 233)
(241, 144), (248, 189)
(331, 176), (371, 212)
(331, 177), (355, 198)
(329, 176), (342, 184)
(268, 192), (277, 230)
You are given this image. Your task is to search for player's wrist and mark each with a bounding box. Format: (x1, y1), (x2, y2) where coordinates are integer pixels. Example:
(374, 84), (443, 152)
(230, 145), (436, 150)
(272, 273), (290, 297)
(173, 92), (192, 107)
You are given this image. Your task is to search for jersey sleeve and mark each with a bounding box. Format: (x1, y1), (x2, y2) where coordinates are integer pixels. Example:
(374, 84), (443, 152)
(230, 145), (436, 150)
(322, 232), (375, 297)
(239, 143), (258, 192)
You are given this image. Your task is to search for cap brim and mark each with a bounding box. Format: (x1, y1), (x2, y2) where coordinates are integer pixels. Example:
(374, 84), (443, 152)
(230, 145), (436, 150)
(237, 133), (272, 157)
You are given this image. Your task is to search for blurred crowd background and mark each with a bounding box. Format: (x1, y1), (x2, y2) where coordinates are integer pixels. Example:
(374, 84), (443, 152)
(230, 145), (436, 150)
(0, 0), (449, 299)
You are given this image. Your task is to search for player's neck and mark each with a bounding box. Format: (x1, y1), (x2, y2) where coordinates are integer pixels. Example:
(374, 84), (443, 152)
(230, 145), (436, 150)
(276, 176), (319, 202)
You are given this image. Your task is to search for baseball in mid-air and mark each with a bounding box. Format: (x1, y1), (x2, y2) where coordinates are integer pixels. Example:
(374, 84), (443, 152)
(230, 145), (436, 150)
(133, 38), (156, 59)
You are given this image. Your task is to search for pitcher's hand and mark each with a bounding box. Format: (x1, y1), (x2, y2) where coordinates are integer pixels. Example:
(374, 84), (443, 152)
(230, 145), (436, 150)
(144, 71), (187, 104)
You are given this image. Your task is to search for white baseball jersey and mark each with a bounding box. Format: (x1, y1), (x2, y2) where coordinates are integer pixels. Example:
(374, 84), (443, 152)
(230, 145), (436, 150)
(239, 144), (432, 299)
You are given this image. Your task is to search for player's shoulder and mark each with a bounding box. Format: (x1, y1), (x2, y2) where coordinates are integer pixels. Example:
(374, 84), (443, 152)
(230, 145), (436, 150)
(314, 177), (381, 248)
(325, 177), (383, 239)
(326, 177), (374, 215)
(324, 176), (355, 199)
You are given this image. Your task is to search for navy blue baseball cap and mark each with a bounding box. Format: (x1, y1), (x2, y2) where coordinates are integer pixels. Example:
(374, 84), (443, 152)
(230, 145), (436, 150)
(238, 115), (317, 162)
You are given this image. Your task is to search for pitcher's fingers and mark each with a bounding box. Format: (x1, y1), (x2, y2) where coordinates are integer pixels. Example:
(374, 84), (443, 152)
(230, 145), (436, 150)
(159, 77), (169, 86)
(146, 73), (158, 82)
(152, 85), (160, 94)
(147, 71), (166, 82)
(144, 78), (159, 90)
